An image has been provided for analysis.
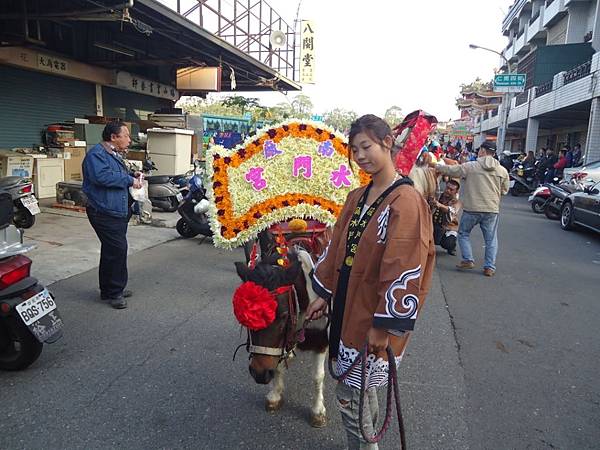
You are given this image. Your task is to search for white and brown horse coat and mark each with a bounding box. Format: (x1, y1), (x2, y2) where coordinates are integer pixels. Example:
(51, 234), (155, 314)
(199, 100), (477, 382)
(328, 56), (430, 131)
(235, 244), (329, 427)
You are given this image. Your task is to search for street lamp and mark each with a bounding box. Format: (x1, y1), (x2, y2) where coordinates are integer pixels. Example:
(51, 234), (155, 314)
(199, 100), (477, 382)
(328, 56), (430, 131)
(469, 43), (512, 153)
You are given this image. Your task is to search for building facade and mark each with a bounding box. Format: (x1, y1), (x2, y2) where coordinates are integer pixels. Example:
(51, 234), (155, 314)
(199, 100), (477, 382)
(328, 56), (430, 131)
(475, 0), (600, 163)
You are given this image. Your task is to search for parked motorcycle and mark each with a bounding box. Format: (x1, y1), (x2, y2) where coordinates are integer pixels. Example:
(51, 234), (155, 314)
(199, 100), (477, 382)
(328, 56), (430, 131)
(510, 164), (537, 196)
(528, 185), (551, 214)
(0, 192), (63, 370)
(0, 176), (40, 228)
(543, 182), (579, 220)
(176, 165), (213, 239)
(142, 159), (184, 212)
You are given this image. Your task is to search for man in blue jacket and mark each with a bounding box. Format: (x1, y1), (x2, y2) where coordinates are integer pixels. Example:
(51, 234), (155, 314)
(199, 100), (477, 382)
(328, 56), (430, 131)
(83, 121), (142, 309)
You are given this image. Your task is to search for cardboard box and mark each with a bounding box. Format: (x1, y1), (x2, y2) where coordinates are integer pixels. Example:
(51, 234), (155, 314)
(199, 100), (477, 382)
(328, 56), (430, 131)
(0, 152), (34, 177)
(63, 147), (86, 181)
(125, 150), (146, 162)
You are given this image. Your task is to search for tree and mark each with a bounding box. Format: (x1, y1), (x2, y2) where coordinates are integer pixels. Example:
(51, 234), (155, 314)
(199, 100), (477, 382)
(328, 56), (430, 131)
(459, 77), (493, 93)
(323, 108), (358, 133)
(384, 106), (404, 128)
(221, 96), (260, 115)
(290, 94), (313, 118)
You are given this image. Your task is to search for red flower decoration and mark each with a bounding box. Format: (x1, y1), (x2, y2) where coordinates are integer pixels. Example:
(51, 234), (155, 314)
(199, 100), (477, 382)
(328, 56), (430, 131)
(232, 282), (278, 331)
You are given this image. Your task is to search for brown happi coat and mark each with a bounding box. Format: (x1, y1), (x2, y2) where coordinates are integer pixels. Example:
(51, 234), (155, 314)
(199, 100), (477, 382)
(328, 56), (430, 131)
(311, 183), (435, 388)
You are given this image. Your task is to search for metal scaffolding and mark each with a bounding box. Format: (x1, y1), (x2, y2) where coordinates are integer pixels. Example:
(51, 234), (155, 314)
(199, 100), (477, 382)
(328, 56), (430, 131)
(166, 0), (298, 81)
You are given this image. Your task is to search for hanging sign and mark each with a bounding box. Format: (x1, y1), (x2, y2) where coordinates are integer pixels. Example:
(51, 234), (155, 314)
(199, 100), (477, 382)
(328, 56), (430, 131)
(113, 70), (179, 101)
(300, 20), (315, 84)
(37, 54), (69, 75)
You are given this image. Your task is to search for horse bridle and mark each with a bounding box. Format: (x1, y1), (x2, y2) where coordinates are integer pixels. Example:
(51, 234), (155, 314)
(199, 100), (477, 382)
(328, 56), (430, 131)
(234, 284), (304, 365)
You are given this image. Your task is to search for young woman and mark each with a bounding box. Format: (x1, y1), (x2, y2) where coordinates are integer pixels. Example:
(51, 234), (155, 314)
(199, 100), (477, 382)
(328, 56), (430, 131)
(306, 114), (435, 449)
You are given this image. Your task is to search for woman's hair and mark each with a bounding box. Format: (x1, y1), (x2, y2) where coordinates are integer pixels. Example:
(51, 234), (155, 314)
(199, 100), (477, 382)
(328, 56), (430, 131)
(102, 121), (127, 142)
(347, 115), (394, 167)
(348, 114), (393, 150)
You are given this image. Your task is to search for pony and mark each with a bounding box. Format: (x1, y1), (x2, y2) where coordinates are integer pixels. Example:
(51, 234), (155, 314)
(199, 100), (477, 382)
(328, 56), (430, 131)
(234, 239), (329, 428)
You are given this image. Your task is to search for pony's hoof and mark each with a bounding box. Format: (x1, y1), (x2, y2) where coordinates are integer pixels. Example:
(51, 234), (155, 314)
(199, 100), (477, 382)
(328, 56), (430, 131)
(265, 399), (283, 413)
(310, 413), (327, 428)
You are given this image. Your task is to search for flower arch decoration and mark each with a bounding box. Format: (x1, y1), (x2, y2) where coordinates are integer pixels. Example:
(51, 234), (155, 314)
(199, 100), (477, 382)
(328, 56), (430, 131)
(205, 120), (370, 248)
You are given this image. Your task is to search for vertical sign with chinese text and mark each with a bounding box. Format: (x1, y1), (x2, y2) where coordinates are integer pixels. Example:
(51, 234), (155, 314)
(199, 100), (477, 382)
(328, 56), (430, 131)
(300, 20), (315, 84)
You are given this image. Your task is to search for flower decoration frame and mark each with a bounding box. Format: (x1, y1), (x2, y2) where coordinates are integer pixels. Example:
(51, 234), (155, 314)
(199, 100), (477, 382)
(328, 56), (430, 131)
(205, 120), (370, 248)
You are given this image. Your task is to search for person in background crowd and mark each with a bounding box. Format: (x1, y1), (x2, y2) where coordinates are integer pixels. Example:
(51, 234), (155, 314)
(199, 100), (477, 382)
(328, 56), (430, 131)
(428, 141), (509, 277)
(536, 148), (549, 185)
(545, 150), (559, 183)
(522, 151), (536, 168)
(554, 149), (569, 178)
(565, 145), (574, 168)
(409, 150), (439, 202)
(82, 121), (142, 309)
(431, 179), (462, 256)
(500, 150), (514, 173)
(572, 143), (583, 167)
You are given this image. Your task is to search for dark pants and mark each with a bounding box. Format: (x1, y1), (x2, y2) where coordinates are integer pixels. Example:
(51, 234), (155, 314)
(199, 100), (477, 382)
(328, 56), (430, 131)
(434, 223), (457, 253)
(87, 208), (129, 299)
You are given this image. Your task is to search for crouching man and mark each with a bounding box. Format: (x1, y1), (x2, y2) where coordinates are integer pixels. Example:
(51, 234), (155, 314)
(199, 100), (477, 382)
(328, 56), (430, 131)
(431, 179), (461, 256)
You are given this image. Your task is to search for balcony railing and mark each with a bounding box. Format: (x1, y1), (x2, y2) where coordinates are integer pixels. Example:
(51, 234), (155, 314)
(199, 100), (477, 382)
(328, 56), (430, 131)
(515, 91), (529, 106)
(563, 60), (592, 85)
(529, 11), (540, 24)
(535, 79), (553, 98)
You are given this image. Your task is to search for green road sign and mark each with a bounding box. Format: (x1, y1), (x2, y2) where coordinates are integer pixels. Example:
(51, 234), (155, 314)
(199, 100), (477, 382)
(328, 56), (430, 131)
(494, 74), (526, 93)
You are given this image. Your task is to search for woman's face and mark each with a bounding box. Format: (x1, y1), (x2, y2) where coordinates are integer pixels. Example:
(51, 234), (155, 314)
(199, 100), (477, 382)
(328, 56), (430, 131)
(350, 132), (392, 175)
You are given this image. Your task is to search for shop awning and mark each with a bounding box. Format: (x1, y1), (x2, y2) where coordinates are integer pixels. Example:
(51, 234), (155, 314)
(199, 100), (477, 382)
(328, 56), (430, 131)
(0, 0), (301, 94)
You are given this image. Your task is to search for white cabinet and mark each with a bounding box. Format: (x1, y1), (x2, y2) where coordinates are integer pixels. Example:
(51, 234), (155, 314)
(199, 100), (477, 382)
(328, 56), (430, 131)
(34, 158), (64, 199)
(146, 128), (193, 175)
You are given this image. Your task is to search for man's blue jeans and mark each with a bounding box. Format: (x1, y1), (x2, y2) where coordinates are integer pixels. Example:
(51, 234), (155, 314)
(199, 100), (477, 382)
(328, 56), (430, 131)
(458, 211), (499, 270)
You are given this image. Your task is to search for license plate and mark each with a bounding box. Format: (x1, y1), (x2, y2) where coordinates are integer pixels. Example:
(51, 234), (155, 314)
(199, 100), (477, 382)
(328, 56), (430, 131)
(17, 289), (56, 325)
(21, 195), (40, 215)
(528, 195), (535, 201)
(16, 290), (63, 343)
(510, 180), (515, 188)
(176, 192), (183, 202)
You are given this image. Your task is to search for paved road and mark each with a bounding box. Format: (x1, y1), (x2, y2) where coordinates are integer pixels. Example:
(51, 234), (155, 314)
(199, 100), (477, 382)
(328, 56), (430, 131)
(437, 196), (600, 450)
(1, 196), (598, 449)
(0, 238), (466, 449)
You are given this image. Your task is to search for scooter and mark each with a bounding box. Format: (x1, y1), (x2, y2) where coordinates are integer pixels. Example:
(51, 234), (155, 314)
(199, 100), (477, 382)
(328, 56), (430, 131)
(0, 192), (63, 370)
(176, 165), (213, 238)
(0, 176), (40, 228)
(142, 159), (184, 213)
(528, 185), (551, 214)
(543, 181), (580, 220)
(510, 164), (537, 196)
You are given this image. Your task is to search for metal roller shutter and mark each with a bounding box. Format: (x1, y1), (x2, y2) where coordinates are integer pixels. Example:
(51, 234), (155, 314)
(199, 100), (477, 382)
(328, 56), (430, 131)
(0, 65), (96, 148)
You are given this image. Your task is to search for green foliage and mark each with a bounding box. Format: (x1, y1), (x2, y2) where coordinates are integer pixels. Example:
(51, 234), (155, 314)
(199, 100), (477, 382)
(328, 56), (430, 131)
(459, 77), (493, 93)
(384, 106), (404, 128)
(323, 108), (358, 133)
(290, 94), (314, 118)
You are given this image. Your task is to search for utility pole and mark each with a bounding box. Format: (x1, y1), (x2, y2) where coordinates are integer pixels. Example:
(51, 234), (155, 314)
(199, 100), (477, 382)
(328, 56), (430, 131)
(469, 44), (512, 152)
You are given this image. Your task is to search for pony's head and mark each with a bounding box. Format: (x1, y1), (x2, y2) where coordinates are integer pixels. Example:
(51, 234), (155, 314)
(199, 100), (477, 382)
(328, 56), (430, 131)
(234, 251), (303, 384)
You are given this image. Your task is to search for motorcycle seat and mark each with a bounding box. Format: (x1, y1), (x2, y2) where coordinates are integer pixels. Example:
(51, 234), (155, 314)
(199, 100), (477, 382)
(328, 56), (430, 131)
(0, 176), (21, 188)
(146, 175), (172, 185)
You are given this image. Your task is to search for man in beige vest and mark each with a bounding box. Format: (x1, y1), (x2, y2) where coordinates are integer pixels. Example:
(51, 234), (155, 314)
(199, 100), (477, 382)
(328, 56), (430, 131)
(429, 141), (509, 276)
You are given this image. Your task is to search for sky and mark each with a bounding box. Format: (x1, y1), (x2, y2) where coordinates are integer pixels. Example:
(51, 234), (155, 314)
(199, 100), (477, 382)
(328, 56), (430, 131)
(172, 0), (514, 121)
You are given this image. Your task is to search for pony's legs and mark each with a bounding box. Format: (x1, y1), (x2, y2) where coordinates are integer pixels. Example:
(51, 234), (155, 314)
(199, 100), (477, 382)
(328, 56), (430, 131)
(265, 365), (286, 412)
(310, 350), (327, 427)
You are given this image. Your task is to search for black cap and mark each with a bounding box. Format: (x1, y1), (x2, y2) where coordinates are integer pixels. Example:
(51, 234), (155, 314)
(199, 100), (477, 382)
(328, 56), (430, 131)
(479, 141), (497, 153)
